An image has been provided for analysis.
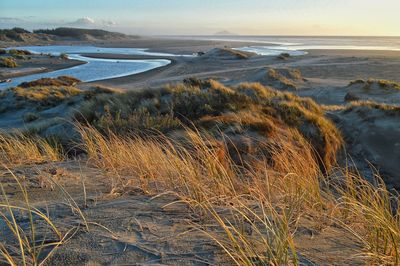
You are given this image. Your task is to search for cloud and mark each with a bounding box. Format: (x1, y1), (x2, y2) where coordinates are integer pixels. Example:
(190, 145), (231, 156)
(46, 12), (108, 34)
(68, 17), (96, 27)
(65, 17), (117, 28)
(0, 17), (25, 23)
(101, 20), (117, 27)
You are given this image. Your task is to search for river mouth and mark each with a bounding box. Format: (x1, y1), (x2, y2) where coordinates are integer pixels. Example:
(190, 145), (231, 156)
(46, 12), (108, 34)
(0, 45), (190, 89)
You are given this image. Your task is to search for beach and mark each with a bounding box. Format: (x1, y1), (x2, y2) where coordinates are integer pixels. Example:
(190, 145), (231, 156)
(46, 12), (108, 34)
(2, 35), (400, 265)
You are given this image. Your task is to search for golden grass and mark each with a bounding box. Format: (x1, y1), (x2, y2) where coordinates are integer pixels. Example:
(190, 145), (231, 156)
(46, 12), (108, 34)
(0, 132), (62, 165)
(11, 86), (82, 103)
(331, 169), (400, 264)
(0, 109), (398, 264)
(350, 79), (400, 91)
(0, 57), (18, 68)
(267, 69), (297, 89)
(77, 124), (400, 264)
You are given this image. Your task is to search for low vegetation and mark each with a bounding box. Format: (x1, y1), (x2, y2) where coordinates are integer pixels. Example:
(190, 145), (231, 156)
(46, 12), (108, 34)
(345, 100), (400, 116)
(0, 57), (18, 68)
(19, 76), (80, 88)
(78, 124), (400, 265)
(277, 52), (290, 60)
(266, 68), (304, 90)
(349, 79), (400, 91)
(7, 49), (32, 56)
(0, 132), (61, 165)
(33, 27), (126, 39)
(76, 79), (341, 170)
(1, 77), (400, 264)
(0, 28), (30, 41)
(3, 78), (118, 109)
(204, 48), (255, 59)
(23, 112), (40, 123)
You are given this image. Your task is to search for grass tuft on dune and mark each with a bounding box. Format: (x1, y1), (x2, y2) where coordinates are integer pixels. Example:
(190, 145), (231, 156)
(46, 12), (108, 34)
(77, 80), (342, 170)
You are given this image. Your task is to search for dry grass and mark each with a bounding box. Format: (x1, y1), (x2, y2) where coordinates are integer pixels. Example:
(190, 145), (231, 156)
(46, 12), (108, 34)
(0, 170), (64, 265)
(11, 86), (82, 104)
(215, 48), (255, 59)
(76, 81), (342, 172)
(327, 168), (400, 265)
(77, 125), (327, 264)
(19, 76), (80, 88)
(345, 100), (400, 116)
(0, 121), (398, 264)
(0, 166), (92, 265)
(0, 57), (18, 68)
(349, 79), (400, 91)
(1, 77), (399, 264)
(77, 123), (400, 264)
(267, 69), (297, 89)
(0, 132), (62, 165)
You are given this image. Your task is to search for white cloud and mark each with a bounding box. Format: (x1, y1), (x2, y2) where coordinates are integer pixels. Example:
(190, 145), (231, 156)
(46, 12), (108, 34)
(68, 17), (96, 27)
(101, 20), (117, 27)
(0, 17), (25, 24)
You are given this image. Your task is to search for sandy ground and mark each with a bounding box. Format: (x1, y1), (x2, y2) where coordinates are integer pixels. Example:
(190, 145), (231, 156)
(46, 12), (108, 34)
(3, 38), (400, 186)
(1, 37), (400, 264)
(0, 161), (366, 265)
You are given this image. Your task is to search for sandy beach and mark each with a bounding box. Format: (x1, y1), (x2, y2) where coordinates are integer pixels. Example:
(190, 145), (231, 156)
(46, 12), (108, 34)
(2, 34), (400, 265)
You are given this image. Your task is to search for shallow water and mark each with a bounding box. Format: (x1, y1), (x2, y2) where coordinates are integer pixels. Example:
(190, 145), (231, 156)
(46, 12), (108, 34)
(171, 35), (400, 56)
(0, 46), (185, 89)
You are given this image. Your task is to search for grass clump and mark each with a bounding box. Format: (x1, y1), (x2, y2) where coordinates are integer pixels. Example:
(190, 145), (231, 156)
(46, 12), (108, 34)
(331, 170), (400, 265)
(19, 76), (80, 88)
(349, 79), (400, 91)
(266, 68), (301, 90)
(8, 49), (32, 56)
(77, 80), (342, 171)
(345, 100), (400, 116)
(0, 132), (62, 165)
(205, 48), (255, 59)
(23, 112), (40, 123)
(0, 57), (18, 68)
(277, 52), (290, 60)
(77, 121), (400, 265)
(59, 53), (68, 60)
(11, 86), (82, 107)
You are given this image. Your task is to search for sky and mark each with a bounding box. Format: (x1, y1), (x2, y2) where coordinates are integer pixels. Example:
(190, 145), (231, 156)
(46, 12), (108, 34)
(1, 0), (399, 36)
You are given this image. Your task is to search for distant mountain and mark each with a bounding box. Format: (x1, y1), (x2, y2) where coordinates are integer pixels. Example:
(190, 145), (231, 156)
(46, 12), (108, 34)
(214, 30), (237, 36)
(0, 27), (138, 43)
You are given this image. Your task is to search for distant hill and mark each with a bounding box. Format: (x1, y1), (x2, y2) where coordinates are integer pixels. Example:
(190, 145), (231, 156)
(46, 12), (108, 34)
(0, 27), (138, 43)
(214, 30), (237, 36)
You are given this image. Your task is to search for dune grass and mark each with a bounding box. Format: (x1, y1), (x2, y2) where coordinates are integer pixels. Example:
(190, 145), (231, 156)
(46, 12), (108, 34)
(349, 79), (400, 91)
(0, 170), (64, 265)
(77, 123), (400, 264)
(1, 77), (399, 264)
(0, 122), (398, 264)
(0, 57), (18, 68)
(345, 100), (400, 116)
(0, 132), (62, 165)
(76, 81), (342, 172)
